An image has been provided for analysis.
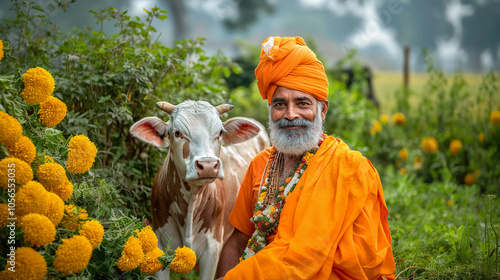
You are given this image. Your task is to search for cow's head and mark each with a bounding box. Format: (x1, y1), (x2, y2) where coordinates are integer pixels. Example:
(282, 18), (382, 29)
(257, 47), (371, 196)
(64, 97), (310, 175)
(130, 100), (260, 185)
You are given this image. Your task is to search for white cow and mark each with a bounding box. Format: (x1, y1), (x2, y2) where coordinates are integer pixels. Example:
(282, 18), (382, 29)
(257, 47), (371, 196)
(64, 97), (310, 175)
(130, 100), (269, 280)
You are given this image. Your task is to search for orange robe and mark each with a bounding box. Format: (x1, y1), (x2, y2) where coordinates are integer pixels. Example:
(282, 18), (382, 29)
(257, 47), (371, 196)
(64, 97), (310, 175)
(227, 136), (395, 279)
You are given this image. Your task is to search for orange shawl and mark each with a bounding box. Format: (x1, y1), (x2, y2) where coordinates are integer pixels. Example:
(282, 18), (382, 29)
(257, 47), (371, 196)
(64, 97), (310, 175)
(227, 136), (395, 279)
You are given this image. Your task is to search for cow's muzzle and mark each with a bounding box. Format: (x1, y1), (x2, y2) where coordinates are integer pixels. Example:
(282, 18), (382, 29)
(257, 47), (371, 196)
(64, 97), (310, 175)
(194, 159), (220, 178)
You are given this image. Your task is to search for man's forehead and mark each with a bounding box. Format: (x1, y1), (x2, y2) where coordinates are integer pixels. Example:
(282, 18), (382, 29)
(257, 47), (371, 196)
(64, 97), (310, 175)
(272, 87), (317, 103)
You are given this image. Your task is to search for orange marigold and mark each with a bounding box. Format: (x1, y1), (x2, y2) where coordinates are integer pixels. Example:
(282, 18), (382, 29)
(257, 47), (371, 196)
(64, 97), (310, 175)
(140, 247), (165, 274)
(66, 135), (98, 174)
(399, 148), (408, 162)
(39, 96), (67, 127)
(43, 192), (64, 226)
(421, 136), (439, 154)
(48, 179), (73, 201)
(79, 220), (104, 249)
(20, 213), (56, 247)
(170, 246), (197, 274)
(0, 40), (4, 61)
(53, 235), (92, 275)
(379, 114), (389, 124)
(117, 236), (144, 272)
(16, 181), (49, 217)
(449, 139), (462, 156)
(7, 136), (36, 164)
(37, 162), (67, 189)
(0, 157), (33, 190)
(0, 203), (9, 227)
(490, 110), (500, 125)
(61, 204), (88, 231)
(136, 225), (158, 254)
(392, 113), (406, 126)
(0, 247), (47, 280)
(0, 111), (23, 147)
(20, 67), (55, 105)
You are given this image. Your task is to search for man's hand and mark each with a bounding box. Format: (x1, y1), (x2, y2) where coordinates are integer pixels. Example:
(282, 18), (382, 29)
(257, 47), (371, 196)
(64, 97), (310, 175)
(216, 229), (250, 278)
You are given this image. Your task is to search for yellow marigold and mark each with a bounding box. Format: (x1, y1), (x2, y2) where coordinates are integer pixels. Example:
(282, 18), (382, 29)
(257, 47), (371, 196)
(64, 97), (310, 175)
(20, 213), (56, 247)
(399, 168), (407, 175)
(38, 96), (67, 127)
(379, 114), (389, 124)
(48, 179), (73, 201)
(413, 156), (423, 171)
(80, 220), (104, 249)
(117, 236), (144, 272)
(421, 136), (439, 154)
(490, 110), (500, 125)
(16, 181), (49, 217)
(66, 135), (98, 174)
(303, 152), (314, 165)
(170, 246), (197, 274)
(0, 40), (4, 61)
(61, 204), (88, 231)
(0, 203), (9, 227)
(20, 67), (55, 105)
(399, 148), (408, 162)
(7, 136), (36, 164)
(464, 172), (478, 186)
(0, 111), (23, 147)
(449, 139), (462, 156)
(37, 162), (67, 189)
(140, 247), (165, 274)
(53, 235), (92, 275)
(135, 225), (158, 254)
(43, 192), (64, 226)
(479, 132), (484, 143)
(0, 247), (47, 280)
(369, 126), (377, 136)
(0, 157), (33, 190)
(392, 113), (406, 126)
(372, 120), (382, 133)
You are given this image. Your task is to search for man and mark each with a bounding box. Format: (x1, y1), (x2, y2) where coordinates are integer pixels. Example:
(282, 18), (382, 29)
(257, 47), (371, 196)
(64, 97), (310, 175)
(216, 36), (395, 280)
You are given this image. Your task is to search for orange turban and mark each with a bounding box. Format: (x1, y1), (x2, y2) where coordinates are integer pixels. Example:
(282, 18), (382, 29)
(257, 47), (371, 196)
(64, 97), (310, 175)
(255, 36), (329, 104)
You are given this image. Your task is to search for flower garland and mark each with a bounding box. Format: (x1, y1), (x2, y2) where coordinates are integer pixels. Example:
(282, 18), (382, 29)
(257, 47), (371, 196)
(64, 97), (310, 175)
(241, 138), (324, 261)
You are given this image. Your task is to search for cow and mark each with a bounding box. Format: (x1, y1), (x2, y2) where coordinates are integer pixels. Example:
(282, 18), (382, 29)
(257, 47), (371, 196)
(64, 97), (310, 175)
(130, 100), (269, 280)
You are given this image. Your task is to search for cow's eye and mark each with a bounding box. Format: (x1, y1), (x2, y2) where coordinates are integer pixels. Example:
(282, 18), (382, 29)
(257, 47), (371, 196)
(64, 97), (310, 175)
(174, 131), (181, 138)
(219, 130), (223, 136)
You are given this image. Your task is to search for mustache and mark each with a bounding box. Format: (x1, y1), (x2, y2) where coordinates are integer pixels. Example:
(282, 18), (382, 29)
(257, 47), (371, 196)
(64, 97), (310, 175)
(274, 118), (313, 129)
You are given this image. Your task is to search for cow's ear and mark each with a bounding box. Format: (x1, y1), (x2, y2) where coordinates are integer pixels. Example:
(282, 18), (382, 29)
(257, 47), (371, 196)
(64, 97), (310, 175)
(130, 117), (170, 148)
(222, 117), (260, 146)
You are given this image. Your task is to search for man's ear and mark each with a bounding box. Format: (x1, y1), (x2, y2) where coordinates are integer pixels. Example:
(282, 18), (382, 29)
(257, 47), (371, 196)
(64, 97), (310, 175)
(222, 117), (260, 146)
(320, 100), (329, 120)
(130, 117), (170, 148)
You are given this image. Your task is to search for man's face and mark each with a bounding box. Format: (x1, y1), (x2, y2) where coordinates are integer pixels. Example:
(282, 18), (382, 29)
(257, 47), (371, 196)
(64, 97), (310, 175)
(268, 86), (329, 156)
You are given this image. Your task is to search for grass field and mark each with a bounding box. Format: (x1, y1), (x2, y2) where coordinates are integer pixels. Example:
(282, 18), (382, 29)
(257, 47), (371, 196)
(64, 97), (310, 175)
(373, 71), (497, 114)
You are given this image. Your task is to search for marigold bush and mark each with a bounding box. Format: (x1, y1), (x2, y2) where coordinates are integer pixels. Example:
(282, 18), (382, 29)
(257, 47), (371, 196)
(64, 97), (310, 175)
(0, 111), (23, 147)
(39, 96), (67, 127)
(0, 247), (47, 280)
(20, 213), (56, 247)
(16, 181), (49, 216)
(53, 235), (93, 275)
(79, 220), (104, 249)
(0, 157), (33, 190)
(19, 67), (55, 104)
(6, 136), (36, 164)
(66, 135), (98, 174)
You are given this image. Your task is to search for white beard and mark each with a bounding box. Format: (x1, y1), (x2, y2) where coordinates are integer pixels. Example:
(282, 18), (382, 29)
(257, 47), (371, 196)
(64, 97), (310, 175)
(268, 103), (324, 157)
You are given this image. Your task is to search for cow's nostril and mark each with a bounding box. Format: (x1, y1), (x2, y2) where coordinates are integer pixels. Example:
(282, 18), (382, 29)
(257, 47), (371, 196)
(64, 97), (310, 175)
(214, 161), (220, 170)
(195, 160), (204, 170)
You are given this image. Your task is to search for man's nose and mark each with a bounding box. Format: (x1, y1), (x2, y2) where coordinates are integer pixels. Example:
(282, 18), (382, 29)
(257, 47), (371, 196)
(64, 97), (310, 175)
(284, 104), (299, 120)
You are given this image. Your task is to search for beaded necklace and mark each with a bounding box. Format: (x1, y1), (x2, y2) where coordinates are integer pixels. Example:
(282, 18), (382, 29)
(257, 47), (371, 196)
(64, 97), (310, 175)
(240, 138), (324, 261)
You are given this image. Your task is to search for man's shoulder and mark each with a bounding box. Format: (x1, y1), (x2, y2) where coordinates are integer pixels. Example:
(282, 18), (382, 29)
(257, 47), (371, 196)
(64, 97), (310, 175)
(323, 136), (376, 174)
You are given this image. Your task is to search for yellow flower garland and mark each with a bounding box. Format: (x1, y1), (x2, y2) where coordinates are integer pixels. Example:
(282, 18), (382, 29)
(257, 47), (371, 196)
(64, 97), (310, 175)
(0, 157), (33, 190)
(20, 213), (56, 247)
(170, 246), (197, 274)
(0, 247), (47, 280)
(7, 136), (36, 164)
(20, 67), (55, 105)
(53, 235), (93, 274)
(66, 135), (98, 174)
(39, 96), (67, 127)
(79, 220), (104, 249)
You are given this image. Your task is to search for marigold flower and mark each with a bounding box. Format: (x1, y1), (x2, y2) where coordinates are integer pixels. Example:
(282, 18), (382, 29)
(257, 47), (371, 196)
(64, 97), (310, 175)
(0, 111), (23, 147)
(399, 148), (408, 162)
(490, 110), (500, 125)
(66, 135), (98, 174)
(0, 203), (8, 227)
(449, 139), (462, 156)
(372, 120), (382, 133)
(140, 247), (165, 274)
(0, 247), (47, 280)
(413, 156), (423, 171)
(0, 40), (4, 61)
(43, 192), (64, 226)
(369, 126), (377, 136)
(61, 204), (88, 231)
(16, 181), (49, 217)
(464, 172), (478, 186)
(49, 179), (73, 201)
(170, 246), (197, 274)
(399, 168), (407, 175)
(7, 136), (36, 164)
(20, 213), (56, 247)
(392, 113), (406, 126)
(136, 225), (158, 254)
(421, 136), (439, 154)
(37, 162), (67, 189)
(39, 96), (67, 127)
(379, 114), (389, 124)
(0, 157), (33, 190)
(53, 235), (93, 274)
(479, 132), (485, 143)
(117, 236), (144, 271)
(20, 67), (55, 104)
(80, 220), (104, 249)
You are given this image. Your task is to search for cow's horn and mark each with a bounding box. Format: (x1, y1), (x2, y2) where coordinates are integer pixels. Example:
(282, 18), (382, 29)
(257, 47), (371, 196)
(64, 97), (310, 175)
(216, 104), (234, 115)
(156, 102), (175, 114)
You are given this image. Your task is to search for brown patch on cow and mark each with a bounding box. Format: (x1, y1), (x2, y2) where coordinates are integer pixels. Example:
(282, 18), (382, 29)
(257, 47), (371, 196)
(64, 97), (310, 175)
(193, 179), (225, 242)
(183, 142), (189, 159)
(152, 156), (189, 230)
